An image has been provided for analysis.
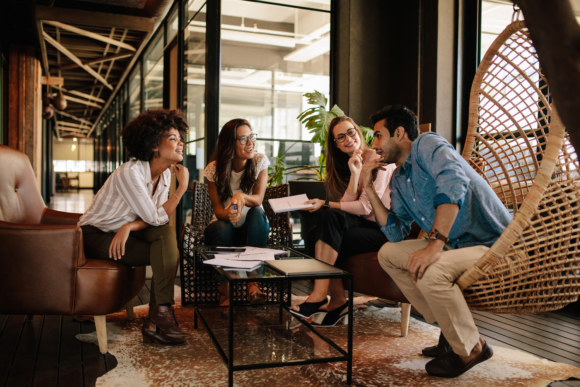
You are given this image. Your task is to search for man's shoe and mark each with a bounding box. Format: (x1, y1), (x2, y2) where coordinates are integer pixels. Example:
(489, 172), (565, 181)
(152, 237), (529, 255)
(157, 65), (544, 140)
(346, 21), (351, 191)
(425, 341), (493, 378)
(142, 320), (186, 345)
(422, 332), (452, 357)
(150, 305), (187, 337)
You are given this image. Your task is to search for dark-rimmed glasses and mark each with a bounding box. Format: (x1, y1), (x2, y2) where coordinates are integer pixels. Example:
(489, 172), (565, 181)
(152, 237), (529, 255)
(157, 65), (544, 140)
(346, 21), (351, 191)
(238, 133), (257, 145)
(334, 128), (357, 144)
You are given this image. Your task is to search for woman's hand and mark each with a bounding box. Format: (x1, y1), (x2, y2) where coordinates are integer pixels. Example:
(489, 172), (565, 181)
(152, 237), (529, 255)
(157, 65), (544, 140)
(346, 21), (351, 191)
(109, 224), (131, 260)
(171, 163), (189, 187)
(348, 149), (364, 176)
(225, 193), (246, 223)
(302, 199), (324, 212)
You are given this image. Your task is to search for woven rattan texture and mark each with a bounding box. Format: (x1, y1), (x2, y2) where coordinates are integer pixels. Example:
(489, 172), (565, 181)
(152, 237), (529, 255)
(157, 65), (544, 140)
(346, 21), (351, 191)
(458, 21), (580, 314)
(180, 182), (292, 306)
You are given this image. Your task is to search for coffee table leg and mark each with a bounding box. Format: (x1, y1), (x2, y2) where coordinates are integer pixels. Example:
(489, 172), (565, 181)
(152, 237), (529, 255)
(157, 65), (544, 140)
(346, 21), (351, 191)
(194, 309), (198, 329)
(279, 281), (283, 324)
(347, 276), (353, 385)
(228, 281), (234, 387)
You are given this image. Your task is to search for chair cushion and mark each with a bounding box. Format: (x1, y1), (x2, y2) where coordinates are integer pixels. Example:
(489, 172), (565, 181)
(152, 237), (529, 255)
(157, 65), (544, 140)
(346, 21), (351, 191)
(342, 252), (409, 303)
(74, 259), (146, 315)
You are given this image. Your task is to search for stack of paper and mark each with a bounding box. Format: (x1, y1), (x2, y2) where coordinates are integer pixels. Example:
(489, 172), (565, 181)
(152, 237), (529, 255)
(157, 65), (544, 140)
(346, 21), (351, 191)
(203, 246), (289, 271)
(268, 194), (313, 213)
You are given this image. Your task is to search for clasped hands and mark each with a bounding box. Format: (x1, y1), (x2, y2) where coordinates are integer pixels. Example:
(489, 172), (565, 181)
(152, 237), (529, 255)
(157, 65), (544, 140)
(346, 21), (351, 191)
(225, 192), (246, 224)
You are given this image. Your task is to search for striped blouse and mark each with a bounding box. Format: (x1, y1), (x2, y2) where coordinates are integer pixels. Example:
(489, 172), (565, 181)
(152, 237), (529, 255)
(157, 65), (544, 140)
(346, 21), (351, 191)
(78, 159), (171, 233)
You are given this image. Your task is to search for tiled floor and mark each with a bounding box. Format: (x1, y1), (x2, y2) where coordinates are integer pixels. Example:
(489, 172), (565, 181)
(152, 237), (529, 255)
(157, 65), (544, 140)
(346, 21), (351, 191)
(48, 189), (95, 213)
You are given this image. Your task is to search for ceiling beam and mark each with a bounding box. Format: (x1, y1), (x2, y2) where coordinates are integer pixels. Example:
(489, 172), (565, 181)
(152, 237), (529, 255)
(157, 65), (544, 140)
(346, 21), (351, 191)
(53, 52), (133, 72)
(43, 32), (114, 90)
(60, 88), (106, 103)
(55, 109), (93, 125)
(36, 21), (50, 75)
(43, 21), (136, 52)
(41, 76), (64, 86)
(56, 93), (103, 108)
(88, 29), (153, 137)
(36, 5), (155, 32)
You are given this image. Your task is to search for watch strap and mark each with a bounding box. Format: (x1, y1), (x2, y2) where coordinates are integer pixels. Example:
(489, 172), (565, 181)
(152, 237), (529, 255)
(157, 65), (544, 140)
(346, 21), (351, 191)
(429, 229), (449, 243)
(324, 199), (330, 208)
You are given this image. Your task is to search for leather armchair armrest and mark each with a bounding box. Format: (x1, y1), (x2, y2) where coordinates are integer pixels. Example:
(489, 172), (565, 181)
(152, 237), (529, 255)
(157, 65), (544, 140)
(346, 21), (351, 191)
(41, 208), (83, 226)
(0, 221), (87, 315)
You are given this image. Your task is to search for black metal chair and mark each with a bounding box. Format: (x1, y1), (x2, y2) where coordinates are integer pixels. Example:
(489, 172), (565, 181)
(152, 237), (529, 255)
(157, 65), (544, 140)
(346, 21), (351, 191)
(180, 182), (293, 306)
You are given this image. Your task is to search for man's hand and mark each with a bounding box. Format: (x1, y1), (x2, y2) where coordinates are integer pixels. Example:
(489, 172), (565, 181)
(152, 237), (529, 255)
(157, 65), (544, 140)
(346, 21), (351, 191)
(407, 242), (445, 282)
(361, 159), (386, 189)
(109, 224), (131, 260)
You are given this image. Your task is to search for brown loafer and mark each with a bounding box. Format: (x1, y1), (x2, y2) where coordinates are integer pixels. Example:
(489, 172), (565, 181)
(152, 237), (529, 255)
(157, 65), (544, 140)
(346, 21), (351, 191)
(426, 341), (493, 378)
(142, 320), (186, 346)
(150, 305), (187, 337)
(422, 332), (452, 357)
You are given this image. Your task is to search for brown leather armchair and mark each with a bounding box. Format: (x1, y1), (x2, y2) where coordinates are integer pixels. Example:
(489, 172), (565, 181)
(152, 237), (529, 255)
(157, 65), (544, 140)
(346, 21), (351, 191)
(0, 145), (145, 353)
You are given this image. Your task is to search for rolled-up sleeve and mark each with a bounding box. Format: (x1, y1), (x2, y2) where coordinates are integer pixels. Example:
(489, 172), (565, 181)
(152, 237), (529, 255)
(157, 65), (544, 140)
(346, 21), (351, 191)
(378, 180), (413, 242)
(418, 135), (469, 209)
(116, 167), (169, 226)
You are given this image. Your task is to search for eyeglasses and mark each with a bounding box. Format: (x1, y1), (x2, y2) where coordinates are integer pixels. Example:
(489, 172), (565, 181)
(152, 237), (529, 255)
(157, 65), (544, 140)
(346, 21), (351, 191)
(334, 128), (357, 144)
(238, 133), (257, 145)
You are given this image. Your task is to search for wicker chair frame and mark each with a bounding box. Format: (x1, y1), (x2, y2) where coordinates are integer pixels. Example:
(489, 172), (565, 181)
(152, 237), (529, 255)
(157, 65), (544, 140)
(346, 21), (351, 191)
(180, 182), (293, 306)
(456, 21), (580, 315)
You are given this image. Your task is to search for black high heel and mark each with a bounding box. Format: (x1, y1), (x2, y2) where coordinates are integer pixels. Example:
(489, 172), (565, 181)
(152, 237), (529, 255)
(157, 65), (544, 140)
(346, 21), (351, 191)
(313, 302), (349, 327)
(290, 298), (329, 319)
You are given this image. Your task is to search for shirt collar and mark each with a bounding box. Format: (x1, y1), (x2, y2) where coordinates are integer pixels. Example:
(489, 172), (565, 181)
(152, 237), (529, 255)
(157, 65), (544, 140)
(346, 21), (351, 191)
(144, 160), (170, 187)
(396, 153), (412, 178)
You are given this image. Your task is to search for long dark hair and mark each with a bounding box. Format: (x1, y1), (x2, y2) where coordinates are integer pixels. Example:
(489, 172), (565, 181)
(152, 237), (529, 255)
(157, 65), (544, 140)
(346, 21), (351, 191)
(209, 118), (257, 203)
(325, 116), (370, 200)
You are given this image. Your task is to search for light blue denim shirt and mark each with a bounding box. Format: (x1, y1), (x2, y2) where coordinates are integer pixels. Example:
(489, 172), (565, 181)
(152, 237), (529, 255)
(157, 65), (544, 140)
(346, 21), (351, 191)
(380, 132), (512, 248)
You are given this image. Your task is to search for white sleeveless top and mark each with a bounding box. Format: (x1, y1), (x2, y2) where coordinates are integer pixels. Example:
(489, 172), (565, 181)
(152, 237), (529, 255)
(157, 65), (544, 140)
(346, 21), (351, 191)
(204, 153), (269, 227)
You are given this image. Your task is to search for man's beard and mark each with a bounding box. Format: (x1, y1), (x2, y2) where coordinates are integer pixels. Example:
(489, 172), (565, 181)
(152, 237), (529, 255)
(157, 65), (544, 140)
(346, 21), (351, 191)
(382, 141), (401, 164)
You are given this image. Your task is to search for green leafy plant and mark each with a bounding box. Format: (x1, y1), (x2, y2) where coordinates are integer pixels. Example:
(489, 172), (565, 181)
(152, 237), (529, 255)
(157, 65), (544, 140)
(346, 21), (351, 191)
(295, 91), (344, 180)
(267, 155), (285, 188)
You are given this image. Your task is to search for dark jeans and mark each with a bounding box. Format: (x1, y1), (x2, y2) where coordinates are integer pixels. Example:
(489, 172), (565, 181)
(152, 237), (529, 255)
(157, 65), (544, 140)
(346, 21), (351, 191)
(204, 206), (270, 246)
(81, 224), (179, 308)
(307, 208), (388, 267)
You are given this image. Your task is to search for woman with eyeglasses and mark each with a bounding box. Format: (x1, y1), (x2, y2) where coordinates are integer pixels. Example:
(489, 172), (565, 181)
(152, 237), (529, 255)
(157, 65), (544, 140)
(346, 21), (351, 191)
(204, 118), (270, 305)
(290, 116), (397, 327)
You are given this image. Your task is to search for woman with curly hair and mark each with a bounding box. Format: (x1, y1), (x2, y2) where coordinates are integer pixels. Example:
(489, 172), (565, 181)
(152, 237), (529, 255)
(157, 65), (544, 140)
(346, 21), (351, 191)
(204, 118), (270, 305)
(78, 109), (189, 345)
(290, 116), (397, 327)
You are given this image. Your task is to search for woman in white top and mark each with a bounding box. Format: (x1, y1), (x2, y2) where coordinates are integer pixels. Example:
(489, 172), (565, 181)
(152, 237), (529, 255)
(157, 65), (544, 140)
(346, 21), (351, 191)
(79, 109), (189, 345)
(204, 118), (270, 305)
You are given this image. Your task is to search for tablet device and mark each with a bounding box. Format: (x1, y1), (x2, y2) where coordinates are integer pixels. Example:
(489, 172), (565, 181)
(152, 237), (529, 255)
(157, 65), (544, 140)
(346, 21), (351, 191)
(266, 259), (343, 276)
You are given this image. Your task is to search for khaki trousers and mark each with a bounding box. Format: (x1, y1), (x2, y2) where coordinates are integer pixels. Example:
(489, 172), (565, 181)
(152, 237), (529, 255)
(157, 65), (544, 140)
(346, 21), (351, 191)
(378, 239), (488, 356)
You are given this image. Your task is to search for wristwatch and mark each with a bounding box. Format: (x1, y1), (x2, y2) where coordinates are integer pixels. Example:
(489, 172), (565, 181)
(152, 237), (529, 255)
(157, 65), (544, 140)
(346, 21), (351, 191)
(323, 199), (330, 209)
(428, 229), (449, 243)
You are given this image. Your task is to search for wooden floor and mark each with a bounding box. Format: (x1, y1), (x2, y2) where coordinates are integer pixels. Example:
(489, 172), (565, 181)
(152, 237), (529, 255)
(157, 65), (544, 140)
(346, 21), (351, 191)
(1, 279), (579, 387)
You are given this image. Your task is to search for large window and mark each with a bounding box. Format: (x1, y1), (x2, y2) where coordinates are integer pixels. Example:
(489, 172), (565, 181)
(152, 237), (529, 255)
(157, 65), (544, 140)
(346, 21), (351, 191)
(128, 66), (141, 120)
(144, 29), (165, 111)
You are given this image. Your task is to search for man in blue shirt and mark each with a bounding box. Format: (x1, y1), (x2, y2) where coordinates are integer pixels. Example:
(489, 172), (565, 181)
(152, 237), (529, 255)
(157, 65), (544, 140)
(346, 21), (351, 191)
(361, 105), (512, 378)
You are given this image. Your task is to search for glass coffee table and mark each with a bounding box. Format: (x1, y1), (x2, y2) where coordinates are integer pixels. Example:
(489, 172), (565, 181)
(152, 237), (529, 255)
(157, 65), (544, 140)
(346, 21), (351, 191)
(193, 246), (354, 387)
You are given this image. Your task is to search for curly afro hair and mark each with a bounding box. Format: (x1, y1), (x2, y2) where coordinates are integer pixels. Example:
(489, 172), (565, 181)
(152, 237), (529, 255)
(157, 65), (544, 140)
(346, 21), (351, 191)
(121, 109), (189, 161)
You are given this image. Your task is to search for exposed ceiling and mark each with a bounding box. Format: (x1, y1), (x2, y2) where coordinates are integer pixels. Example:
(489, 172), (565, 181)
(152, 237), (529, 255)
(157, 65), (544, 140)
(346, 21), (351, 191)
(35, 0), (172, 139)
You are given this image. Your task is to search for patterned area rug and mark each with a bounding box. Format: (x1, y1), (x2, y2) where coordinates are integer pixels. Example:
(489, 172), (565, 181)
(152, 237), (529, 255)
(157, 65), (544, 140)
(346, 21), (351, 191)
(77, 286), (580, 387)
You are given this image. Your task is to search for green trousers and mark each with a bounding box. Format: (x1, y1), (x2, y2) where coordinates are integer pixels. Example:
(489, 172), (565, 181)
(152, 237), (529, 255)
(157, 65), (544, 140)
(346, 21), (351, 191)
(81, 224), (179, 307)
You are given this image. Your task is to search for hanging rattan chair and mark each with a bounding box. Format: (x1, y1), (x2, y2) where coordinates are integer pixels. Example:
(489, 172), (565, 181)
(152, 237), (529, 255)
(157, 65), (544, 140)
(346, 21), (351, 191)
(456, 20), (580, 315)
